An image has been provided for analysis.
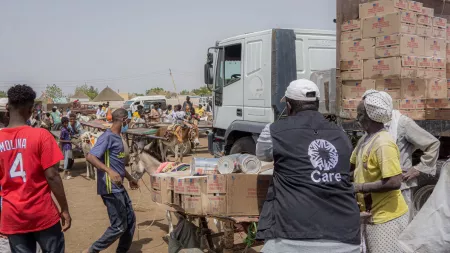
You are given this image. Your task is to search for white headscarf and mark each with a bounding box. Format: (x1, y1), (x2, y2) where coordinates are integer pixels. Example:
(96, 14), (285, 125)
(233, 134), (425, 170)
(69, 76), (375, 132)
(362, 89), (393, 124)
(386, 110), (402, 142)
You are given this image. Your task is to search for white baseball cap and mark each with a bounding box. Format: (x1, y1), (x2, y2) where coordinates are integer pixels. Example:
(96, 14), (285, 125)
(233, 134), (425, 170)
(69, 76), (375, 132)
(281, 79), (320, 102)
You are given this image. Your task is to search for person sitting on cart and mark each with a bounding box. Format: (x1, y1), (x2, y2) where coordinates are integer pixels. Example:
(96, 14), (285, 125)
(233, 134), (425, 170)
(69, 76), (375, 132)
(183, 104), (200, 145)
(149, 103), (160, 123)
(96, 104), (105, 119)
(68, 113), (83, 137)
(255, 79), (360, 253)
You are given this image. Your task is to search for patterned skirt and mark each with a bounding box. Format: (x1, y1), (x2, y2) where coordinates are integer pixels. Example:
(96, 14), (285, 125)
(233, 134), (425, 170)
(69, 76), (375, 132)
(363, 213), (409, 253)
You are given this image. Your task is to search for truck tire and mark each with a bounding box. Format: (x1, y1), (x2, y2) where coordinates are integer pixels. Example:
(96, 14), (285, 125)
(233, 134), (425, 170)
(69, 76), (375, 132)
(230, 136), (256, 155)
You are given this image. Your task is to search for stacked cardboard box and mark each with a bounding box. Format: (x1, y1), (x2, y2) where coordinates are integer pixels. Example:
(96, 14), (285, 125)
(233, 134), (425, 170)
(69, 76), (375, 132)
(340, 0), (448, 120)
(156, 174), (272, 216)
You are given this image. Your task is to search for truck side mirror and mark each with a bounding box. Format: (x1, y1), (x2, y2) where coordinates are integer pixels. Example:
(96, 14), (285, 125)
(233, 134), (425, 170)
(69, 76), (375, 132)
(204, 63), (213, 88)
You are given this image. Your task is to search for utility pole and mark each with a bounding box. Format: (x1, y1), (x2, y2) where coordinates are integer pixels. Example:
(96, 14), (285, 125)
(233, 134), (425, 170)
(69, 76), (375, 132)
(169, 69), (180, 104)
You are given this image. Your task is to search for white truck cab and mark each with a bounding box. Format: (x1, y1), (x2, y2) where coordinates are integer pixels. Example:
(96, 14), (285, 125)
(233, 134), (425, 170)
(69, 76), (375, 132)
(204, 28), (336, 156)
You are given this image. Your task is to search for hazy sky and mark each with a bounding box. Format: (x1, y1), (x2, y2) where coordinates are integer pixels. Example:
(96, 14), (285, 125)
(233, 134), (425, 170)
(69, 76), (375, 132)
(0, 0), (336, 96)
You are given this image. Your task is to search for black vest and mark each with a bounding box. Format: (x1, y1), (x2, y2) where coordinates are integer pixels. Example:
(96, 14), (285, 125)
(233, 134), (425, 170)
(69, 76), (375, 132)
(256, 110), (360, 245)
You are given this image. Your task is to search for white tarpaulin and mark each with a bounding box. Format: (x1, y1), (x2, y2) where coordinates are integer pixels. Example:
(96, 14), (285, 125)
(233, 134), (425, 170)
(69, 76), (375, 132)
(398, 161), (450, 253)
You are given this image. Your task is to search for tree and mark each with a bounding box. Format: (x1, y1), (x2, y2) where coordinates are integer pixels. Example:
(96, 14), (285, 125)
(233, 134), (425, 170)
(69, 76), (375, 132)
(191, 86), (212, 96)
(44, 84), (63, 100)
(146, 87), (165, 95)
(0, 91), (6, 98)
(75, 84), (99, 100)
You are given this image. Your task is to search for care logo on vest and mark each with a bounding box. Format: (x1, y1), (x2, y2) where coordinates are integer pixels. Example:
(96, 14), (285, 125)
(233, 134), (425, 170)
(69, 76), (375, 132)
(308, 139), (341, 183)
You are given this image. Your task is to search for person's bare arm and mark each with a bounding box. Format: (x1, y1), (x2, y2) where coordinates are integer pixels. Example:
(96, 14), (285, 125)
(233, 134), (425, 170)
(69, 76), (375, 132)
(44, 164), (71, 231)
(354, 174), (402, 193)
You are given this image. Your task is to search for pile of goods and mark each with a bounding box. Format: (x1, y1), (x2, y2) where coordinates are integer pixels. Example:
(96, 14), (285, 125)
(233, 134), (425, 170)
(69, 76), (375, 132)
(150, 154), (272, 216)
(340, 0), (450, 120)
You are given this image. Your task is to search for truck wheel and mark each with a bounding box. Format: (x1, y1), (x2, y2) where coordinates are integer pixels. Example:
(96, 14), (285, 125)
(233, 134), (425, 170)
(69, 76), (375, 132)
(230, 136), (256, 155)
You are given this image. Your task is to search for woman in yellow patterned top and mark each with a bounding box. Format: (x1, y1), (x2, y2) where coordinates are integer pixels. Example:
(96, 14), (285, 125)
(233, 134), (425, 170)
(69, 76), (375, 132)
(351, 90), (408, 253)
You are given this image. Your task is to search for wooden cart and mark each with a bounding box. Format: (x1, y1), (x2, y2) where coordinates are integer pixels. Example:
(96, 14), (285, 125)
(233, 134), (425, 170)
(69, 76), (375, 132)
(162, 204), (262, 253)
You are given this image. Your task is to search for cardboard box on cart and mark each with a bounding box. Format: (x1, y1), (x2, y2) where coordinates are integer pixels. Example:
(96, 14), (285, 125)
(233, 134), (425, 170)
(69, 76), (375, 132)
(206, 174), (272, 216)
(150, 171), (190, 205)
(174, 176), (208, 215)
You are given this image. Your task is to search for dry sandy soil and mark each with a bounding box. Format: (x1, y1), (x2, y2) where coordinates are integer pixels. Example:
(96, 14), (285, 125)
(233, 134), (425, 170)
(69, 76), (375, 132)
(61, 136), (263, 253)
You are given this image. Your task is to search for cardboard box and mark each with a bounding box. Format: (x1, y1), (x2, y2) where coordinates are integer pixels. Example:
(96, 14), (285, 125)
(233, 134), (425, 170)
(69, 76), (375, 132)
(433, 17), (447, 28)
(363, 12), (416, 38)
(426, 98), (450, 109)
(417, 68), (435, 79)
(433, 27), (446, 40)
(341, 60), (363, 70)
(448, 79), (450, 89)
(342, 19), (361, 32)
(447, 63), (450, 76)
(375, 34), (424, 57)
(206, 174), (272, 216)
(341, 70), (363, 80)
(417, 14), (432, 26)
(421, 7), (434, 17)
(433, 58), (446, 69)
(401, 23), (417, 35)
(359, 1), (399, 19)
(375, 79), (402, 99)
(393, 99), (400, 109)
(384, 88), (402, 99)
(417, 57), (434, 68)
(341, 79), (376, 99)
(425, 38), (446, 58)
(401, 78), (426, 99)
(416, 24), (433, 37)
(426, 78), (447, 99)
(399, 109), (415, 118)
(434, 109), (450, 119)
(402, 55), (417, 67)
(434, 68), (446, 79)
(364, 57), (416, 78)
(408, 1), (423, 13)
(376, 34), (401, 47)
(375, 45), (400, 58)
(342, 99), (359, 109)
(182, 176), (209, 214)
(340, 39), (375, 60)
(447, 43), (450, 63)
(447, 25), (450, 41)
(341, 29), (362, 41)
(399, 99), (420, 109)
(412, 110), (435, 120)
(375, 78), (401, 88)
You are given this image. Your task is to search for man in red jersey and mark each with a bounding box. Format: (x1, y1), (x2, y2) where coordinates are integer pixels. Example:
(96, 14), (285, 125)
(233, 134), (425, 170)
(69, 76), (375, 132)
(0, 84), (71, 253)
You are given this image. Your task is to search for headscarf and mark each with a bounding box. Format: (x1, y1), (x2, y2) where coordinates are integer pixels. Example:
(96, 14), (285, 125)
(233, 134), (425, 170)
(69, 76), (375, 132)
(362, 89), (393, 124)
(386, 110), (402, 142)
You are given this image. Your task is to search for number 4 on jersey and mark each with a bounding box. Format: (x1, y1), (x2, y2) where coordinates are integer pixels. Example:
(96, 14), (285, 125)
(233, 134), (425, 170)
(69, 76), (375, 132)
(10, 153), (26, 182)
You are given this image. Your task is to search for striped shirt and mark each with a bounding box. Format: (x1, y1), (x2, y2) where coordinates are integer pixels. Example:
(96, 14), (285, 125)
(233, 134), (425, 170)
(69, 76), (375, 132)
(89, 130), (126, 195)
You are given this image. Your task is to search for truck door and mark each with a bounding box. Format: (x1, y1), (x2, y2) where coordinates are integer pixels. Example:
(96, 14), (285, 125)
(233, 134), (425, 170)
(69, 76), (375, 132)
(213, 41), (244, 130)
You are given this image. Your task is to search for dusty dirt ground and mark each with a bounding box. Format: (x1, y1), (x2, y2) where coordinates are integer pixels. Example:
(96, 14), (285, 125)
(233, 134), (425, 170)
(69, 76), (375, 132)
(61, 136), (263, 253)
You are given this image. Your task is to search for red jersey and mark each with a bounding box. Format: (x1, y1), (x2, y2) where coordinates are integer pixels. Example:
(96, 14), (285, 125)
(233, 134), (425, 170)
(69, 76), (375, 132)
(0, 126), (63, 234)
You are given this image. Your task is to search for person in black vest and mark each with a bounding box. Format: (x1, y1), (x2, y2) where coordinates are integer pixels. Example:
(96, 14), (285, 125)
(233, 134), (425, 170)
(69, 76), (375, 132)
(255, 79), (360, 253)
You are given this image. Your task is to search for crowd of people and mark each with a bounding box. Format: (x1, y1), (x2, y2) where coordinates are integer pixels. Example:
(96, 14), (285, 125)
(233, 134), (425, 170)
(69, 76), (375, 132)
(0, 81), (442, 253)
(128, 96), (209, 128)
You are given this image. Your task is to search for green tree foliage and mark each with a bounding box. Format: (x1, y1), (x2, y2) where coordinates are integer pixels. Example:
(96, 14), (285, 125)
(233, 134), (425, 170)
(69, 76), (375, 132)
(146, 87), (165, 95)
(0, 91), (7, 98)
(191, 86), (212, 96)
(75, 84), (99, 100)
(45, 84), (63, 99)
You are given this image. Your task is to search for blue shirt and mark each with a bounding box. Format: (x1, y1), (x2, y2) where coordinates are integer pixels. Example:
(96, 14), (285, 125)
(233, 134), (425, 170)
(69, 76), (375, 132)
(60, 127), (72, 151)
(89, 130), (126, 195)
(68, 121), (83, 135)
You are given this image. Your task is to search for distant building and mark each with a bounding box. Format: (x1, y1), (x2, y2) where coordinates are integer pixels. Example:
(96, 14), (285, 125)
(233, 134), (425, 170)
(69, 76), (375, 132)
(70, 91), (90, 102)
